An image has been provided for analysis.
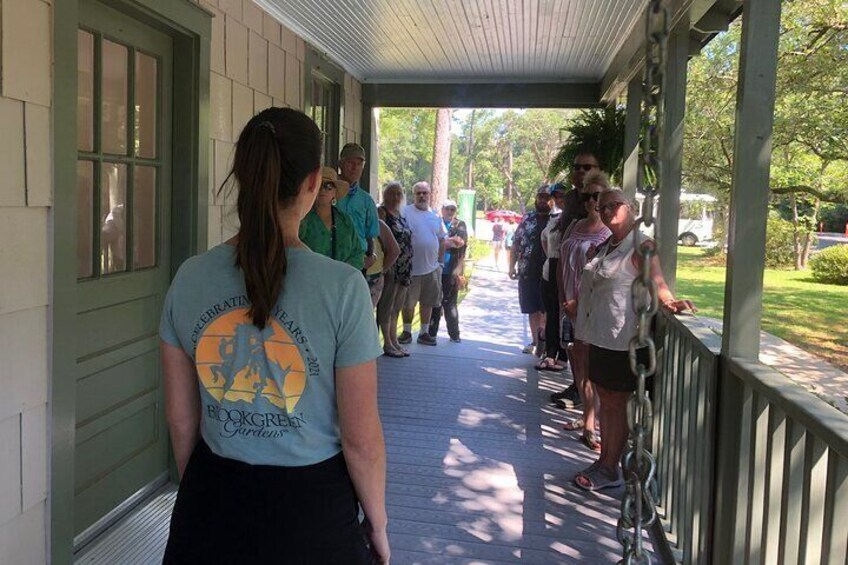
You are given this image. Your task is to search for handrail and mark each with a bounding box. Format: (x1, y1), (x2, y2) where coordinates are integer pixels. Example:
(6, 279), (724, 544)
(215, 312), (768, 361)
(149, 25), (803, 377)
(727, 357), (848, 460)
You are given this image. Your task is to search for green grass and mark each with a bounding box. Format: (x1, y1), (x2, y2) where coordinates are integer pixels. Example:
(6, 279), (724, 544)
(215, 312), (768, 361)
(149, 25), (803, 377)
(676, 247), (848, 372)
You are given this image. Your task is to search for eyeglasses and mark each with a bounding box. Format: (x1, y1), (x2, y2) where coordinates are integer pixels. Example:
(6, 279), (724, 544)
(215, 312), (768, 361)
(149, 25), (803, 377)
(320, 181), (336, 191)
(580, 192), (602, 202)
(598, 201), (627, 213)
(572, 163), (597, 172)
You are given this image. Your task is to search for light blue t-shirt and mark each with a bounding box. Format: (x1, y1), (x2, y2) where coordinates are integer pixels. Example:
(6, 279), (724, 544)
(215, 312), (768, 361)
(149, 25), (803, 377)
(159, 244), (382, 467)
(335, 182), (380, 253)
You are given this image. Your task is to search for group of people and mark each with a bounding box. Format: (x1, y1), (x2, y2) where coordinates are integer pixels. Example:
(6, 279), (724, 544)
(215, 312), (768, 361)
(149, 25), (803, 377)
(297, 143), (468, 357)
(509, 150), (695, 491)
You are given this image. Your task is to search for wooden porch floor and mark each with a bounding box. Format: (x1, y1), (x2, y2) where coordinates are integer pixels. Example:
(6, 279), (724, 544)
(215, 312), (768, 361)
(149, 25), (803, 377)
(76, 257), (651, 564)
(380, 260), (636, 564)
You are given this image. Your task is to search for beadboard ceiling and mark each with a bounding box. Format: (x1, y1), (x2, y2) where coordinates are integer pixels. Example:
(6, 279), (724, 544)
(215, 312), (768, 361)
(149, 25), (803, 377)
(255, 0), (646, 83)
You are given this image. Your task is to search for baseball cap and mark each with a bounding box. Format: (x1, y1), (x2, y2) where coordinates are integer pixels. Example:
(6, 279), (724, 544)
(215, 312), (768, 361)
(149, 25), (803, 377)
(549, 182), (568, 194)
(442, 199), (457, 209)
(339, 143), (366, 161)
(321, 167), (350, 193)
(536, 183), (552, 195)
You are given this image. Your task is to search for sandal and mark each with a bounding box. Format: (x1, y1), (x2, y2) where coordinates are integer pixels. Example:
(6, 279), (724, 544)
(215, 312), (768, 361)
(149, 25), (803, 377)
(574, 467), (623, 491)
(562, 419), (584, 431)
(382, 348), (405, 358)
(580, 431), (602, 453)
(535, 358), (565, 372)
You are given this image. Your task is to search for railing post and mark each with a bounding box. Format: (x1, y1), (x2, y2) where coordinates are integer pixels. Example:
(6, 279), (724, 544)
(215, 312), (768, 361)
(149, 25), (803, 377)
(622, 76), (641, 200)
(361, 102), (377, 197)
(713, 0), (782, 563)
(657, 16), (688, 292)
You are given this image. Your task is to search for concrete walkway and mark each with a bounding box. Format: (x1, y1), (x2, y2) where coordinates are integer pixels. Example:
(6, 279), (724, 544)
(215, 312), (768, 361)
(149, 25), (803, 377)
(380, 254), (648, 564)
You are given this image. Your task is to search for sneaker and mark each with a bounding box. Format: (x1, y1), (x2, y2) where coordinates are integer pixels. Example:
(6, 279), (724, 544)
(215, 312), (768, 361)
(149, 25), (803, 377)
(556, 384), (583, 408)
(417, 333), (437, 346)
(522, 343), (536, 354)
(450, 337), (461, 343)
(398, 331), (412, 344)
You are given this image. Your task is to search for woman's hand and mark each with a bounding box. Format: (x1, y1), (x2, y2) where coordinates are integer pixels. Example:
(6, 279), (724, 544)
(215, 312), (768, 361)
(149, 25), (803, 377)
(662, 298), (697, 314)
(363, 519), (391, 564)
(563, 299), (577, 319)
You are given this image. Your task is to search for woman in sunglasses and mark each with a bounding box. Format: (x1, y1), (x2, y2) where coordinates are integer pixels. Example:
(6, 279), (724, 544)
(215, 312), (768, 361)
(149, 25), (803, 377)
(299, 167), (365, 270)
(558, 171), (612, 453)
(573, 188), (695, 491)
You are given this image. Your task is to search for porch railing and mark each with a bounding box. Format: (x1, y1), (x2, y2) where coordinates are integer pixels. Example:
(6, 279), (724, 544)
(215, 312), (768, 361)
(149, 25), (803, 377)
(650, 312), (848, 564)
(651, 312), (721, 564)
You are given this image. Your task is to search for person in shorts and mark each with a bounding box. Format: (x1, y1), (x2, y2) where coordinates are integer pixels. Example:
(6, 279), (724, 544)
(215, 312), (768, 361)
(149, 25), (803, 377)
(509, 184), (554, 355)
(398, 182), (447, 346)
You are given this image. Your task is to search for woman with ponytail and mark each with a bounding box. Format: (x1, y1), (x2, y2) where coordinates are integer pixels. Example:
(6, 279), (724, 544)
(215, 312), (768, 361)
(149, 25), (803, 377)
(159, 108), (390, 564)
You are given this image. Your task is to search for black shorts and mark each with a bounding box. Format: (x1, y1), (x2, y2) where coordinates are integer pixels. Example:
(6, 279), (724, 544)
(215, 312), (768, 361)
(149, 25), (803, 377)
(518, 276), (544, 314)
(588, 345), (650, 393)
(163, 440), (372, 565)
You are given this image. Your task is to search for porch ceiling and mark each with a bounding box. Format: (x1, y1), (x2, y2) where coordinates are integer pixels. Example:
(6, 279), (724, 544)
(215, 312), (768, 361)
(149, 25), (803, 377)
(256, 0), (646, 83)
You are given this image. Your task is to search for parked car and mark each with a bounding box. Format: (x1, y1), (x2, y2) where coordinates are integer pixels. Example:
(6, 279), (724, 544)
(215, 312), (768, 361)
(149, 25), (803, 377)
(485, 209), (523, 222)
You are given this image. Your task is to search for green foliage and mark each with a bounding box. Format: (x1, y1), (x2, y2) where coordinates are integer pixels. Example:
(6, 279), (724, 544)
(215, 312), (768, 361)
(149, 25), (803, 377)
(548, 107), (626, 183)
(765, 215), (798, 268)
(810, 245), (848, 285)
(465, 237), (492, 261)
(820, 204), (848, 232)
(376, 108), (436, 196)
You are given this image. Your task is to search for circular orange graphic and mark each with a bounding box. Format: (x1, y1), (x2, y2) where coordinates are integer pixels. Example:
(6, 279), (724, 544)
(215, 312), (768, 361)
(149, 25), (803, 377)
(195, 308), (307, 413)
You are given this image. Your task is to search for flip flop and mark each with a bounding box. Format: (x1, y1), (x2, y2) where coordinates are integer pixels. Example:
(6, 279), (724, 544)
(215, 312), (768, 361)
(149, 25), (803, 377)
(535, 359), (565, 372)
(580, 431), (602, 453)
(562, 419), (584, 431)
(382, 349), (405, 358)
(574, 468), (623, 491)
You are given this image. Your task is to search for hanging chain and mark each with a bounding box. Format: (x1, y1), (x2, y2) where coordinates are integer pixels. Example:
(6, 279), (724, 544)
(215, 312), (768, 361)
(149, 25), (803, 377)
(617, 1), (669, 564)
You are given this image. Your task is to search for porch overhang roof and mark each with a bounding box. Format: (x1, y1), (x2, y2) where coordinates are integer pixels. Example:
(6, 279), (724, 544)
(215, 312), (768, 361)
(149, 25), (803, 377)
(256, 0), (742, 106)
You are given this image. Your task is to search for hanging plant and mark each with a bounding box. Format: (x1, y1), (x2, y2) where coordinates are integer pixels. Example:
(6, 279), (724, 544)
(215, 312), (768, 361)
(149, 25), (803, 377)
(548, 107), (627, 184)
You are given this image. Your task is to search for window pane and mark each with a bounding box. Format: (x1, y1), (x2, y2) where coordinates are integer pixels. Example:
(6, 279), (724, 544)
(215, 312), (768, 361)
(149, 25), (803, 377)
(101, 163), (127, 273)
(133, 166), (157, 269)
(77, 31), (94, 152)
(135, 52), (157, 158)
(77, 161), (94, 278)
(102, 40), (128, 155)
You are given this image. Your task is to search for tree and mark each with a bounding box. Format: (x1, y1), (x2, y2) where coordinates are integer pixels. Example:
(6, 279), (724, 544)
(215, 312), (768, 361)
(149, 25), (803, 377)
(431, 108), (452, 208)
(683, 0), (848, 269)
(377, 108), (436, 197)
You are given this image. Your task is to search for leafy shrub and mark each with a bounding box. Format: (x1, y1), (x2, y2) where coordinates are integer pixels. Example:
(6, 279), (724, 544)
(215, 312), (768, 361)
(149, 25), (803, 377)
(810, 245), (848, 285)
(765, 215), (797, 268)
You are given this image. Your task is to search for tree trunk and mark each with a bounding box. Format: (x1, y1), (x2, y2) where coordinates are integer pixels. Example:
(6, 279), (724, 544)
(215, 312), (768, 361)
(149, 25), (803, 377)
(790, 193), (803, 270)
(505, 143), (515, 202)
(431, 108), (452, 209)
(800, 198), (821, 269)
(466, 109), (476, 189)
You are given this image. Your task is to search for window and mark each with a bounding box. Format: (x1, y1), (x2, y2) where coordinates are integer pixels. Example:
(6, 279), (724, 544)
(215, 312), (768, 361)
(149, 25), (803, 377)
(309, 74), (340, 167)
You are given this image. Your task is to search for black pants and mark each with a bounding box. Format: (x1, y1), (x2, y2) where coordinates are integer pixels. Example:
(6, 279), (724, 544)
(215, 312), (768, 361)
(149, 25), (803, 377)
(163, 440), (372, 565)
(430, 273), (460, 340)
(541, 258), (568, 360)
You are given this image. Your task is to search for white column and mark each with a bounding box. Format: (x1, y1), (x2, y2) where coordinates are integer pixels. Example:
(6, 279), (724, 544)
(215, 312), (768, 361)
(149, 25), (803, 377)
(657, 18), (689, 292)
(622, 77), (641, 199)
(720, 0), (782, 359)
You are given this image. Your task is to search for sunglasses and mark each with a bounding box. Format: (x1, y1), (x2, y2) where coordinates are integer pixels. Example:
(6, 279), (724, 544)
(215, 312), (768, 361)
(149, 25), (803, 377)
(320, 181), (336, 191)
(572, 163), (597, 172)
(580, 192), (602, 202)
(598, 201), (627, 213)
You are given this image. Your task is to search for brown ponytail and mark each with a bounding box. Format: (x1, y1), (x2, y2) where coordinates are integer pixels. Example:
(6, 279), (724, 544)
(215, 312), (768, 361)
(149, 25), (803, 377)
(224, 108), (322, 329)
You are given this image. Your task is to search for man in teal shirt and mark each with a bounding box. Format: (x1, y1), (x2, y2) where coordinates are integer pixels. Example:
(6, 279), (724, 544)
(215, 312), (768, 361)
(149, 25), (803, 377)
(336, 143), (380, 271)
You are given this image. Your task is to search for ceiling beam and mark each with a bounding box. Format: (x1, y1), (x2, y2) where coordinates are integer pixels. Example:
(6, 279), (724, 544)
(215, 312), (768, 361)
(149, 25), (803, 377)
(362, 82), (603, 108)
(600, 0), (742, 103)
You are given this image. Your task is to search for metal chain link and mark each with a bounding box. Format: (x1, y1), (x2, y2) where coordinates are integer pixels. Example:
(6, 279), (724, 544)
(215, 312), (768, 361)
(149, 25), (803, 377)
(617, 1), (669, 563)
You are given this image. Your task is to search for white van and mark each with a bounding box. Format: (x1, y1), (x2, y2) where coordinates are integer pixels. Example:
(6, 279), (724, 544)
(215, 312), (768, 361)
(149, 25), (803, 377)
(635, 193), (717, 246)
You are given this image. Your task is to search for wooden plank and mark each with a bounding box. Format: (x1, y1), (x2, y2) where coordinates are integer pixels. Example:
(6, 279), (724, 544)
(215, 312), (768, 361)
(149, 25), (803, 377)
(745, 393), (770, 563)
(821, 453), (848, 565)
(778, 419), (806, 564)
(800, 435), (828, 564)
(763, 406), (787, 564)
(731, 384), (754, 563)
